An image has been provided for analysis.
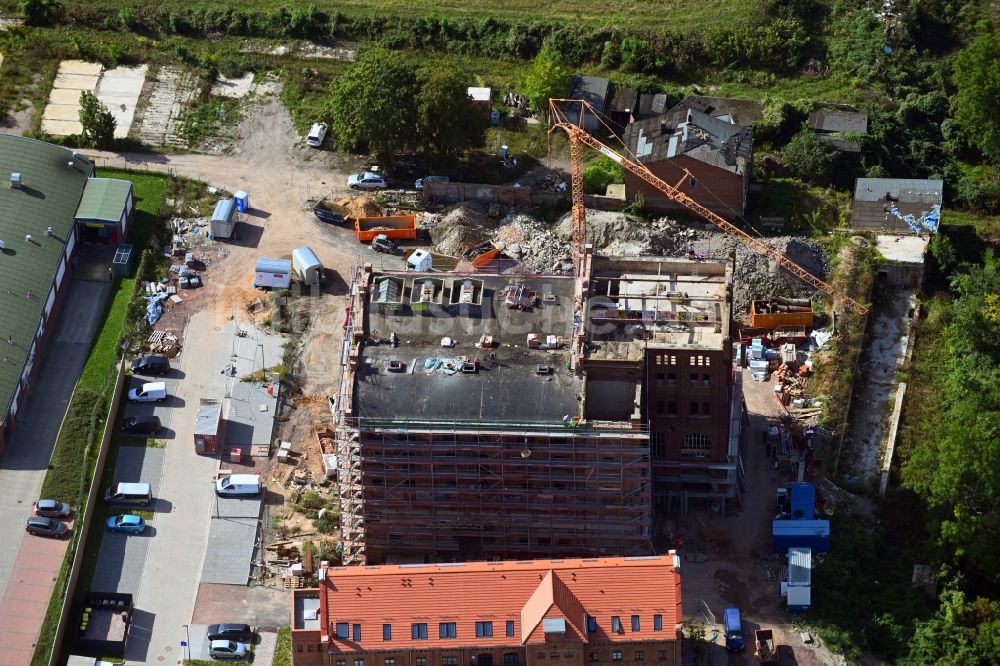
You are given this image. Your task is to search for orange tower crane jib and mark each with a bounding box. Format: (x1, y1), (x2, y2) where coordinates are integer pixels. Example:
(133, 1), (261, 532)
(546, 99), (868, 316)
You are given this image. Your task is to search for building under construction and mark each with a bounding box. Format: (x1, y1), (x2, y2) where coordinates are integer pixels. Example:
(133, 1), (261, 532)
(332, 254), (740, 565)
(580, 255), (743, 516)
(335, 267), (650, 565)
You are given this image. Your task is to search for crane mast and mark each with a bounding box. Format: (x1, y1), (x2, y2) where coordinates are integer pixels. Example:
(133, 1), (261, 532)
(547, 99), (868, 316)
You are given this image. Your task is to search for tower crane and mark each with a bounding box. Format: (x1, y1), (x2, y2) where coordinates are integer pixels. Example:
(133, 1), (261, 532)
(547, 99), (869, 316)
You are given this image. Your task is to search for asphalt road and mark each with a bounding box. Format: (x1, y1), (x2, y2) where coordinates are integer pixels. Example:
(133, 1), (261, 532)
(0, 277), (111, 603)
(124, 315), (284, 665)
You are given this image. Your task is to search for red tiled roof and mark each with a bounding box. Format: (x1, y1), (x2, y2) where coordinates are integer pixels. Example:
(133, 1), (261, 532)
(321, 555), (681, 653)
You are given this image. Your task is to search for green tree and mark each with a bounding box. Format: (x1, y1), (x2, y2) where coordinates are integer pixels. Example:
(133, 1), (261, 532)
(415, 63), (488, 156)
(902, 586), (1000, 665)
(903, 252), (1000, 581)
(328, 49), (417, 159)
(518, 48), (570, 120)
(929, 232), (956, 275)
(78, 91), (116, 149)
(19, 0), (62, 26)
(582, 156), (624, 195)
(953, 34), (1000, 163)
(780, 127), (839, 183)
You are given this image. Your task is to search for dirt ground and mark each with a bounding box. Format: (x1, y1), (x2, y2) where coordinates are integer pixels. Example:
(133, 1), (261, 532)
(675, 370), (846, 666)
(91, 100), (381, 580)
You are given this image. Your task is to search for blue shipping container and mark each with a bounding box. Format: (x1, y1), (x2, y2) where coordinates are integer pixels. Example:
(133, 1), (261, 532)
(788, 482), (816, 520)
(772, 519), (830, 553)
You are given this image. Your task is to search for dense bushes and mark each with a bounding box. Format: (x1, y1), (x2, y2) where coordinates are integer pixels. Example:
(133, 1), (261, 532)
(44, 2), (809, 75)
(582, 157), (624, 195)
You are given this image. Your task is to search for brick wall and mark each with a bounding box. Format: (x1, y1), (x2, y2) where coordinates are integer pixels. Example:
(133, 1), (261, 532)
(624, 156), (746, 219)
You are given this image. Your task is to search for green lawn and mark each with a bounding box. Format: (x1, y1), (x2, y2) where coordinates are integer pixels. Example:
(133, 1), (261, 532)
(32, 168), (169, 666)
(940, 209), (1000, 241)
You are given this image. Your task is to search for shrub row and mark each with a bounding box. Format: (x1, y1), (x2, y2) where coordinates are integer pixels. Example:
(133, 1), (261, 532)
(52, 3), (810, 74)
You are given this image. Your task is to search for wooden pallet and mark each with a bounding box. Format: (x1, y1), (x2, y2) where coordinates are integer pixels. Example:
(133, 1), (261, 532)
(283, 576), (306, 589)
(148, 330), (165, 344)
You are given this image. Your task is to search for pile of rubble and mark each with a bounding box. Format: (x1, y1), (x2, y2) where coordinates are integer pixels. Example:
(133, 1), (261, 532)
(492, 214), (572, 273)
(683, 234), (830, 322)
(555, 210), (692, 256)
(425, 202), (497, 257)
(426, 203), (829, 315)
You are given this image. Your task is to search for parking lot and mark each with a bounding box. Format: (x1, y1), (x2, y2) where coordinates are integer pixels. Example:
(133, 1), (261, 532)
(121, 372), (185, 439)
(91, 447), (165, 594)
(114, 314), (284, 665)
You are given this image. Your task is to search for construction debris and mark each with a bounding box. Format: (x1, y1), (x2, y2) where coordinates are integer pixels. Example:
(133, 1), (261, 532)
(147, 330), (181, 355)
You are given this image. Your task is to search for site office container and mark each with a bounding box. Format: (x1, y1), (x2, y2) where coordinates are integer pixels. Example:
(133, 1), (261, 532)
(210, 198), (237, 239)
(292, 246), (325, 286)
(355, 215), (417, 242)
(194, 398), (223, 455)
(771, 519), (830, 553)
(254, 258), (292, 289)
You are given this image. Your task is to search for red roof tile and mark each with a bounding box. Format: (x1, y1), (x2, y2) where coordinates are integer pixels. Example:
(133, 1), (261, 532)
(320, 555), (681, 653)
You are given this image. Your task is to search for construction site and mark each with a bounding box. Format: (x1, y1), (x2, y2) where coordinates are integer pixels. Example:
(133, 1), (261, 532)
(315, 100), (875, 569)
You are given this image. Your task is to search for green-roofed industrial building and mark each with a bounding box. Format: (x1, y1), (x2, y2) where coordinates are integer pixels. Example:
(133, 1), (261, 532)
(0, 134), (134, 454)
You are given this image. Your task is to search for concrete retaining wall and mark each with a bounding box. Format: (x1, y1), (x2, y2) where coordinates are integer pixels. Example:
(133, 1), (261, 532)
(49, 361), (128, 666)
(423, 181), (625, 211)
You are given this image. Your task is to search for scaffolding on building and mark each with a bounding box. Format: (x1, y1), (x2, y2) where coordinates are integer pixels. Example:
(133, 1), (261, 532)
(335, 265), (370, 566)
(356, 418), (652, 563)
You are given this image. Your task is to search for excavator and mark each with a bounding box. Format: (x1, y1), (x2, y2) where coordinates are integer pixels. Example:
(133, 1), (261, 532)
(547, 99), (868, 316)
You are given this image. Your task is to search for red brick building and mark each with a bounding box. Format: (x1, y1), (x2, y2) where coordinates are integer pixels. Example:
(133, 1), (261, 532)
(622, 106), (753, 219)
(581, 257), (744, 516)
(291, 555), (683, 666)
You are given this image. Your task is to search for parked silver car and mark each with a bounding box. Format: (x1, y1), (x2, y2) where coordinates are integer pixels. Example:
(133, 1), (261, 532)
(208, 639), (248, 661)
(34, 499), (72, 518)
(347, 172), (388, 190)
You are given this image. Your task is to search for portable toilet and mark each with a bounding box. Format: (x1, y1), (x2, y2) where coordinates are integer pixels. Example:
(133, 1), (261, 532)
(291, 246), (324, 286)
(234, 191), (249, 213)
(786, 547), (812, 610)
(407, 249), (433, 272)
(253, 258), (292, 290)
(210, 199), (237, 239)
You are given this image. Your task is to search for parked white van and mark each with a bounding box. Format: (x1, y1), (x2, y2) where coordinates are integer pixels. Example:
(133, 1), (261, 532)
(306, 122), (328, 148)
(215, 474), (262, 497)
(104, 482), (153, 506)
(127, 382), (167, 403)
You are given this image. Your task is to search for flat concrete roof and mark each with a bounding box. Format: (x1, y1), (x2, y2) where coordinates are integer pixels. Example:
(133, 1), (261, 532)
(224, 380), (278, 446)
(585, 257), (731, 362)
(357, 274), (583, 422)
(876, 234), (928, 264)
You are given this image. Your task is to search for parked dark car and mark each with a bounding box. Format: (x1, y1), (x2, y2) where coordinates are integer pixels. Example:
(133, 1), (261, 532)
(34, 499), (72, 518)
(207, 624), (253, 643)
(25, 516), (69, 539)
(130, 355), (170, 376)
(121, 415), (162, 435)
